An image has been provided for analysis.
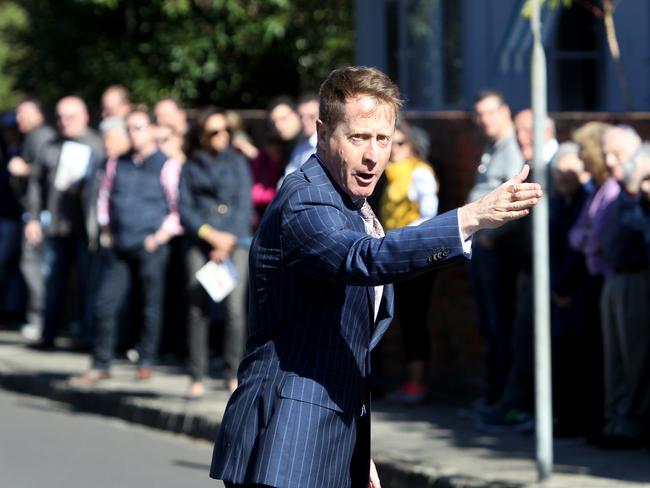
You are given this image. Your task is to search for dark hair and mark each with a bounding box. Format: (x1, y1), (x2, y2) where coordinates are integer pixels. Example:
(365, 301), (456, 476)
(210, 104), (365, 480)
(473, 89), (506, 107)
(128, 105), (154, 124)
(267, 96), (296, 113)
(395, 119), (430, 160)
(196, 105), (226, 131)
(319, 66), (403, 129)
(297, 92), (319, 106)
(18, 97), (45, 114)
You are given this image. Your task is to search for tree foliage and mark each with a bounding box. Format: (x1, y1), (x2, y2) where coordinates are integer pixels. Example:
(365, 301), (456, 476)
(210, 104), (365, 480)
(0, 0), (354, 111)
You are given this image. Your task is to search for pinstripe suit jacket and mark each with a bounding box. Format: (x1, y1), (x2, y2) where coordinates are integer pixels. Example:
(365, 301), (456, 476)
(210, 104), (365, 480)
(210, 156), (468, 487)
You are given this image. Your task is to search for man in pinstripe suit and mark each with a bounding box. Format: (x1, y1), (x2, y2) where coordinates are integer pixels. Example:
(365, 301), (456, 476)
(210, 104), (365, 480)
(210, 66), (542, 488)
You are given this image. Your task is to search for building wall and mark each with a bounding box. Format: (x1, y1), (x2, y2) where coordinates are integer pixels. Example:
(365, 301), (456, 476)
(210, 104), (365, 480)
(356, 0), (650, 113)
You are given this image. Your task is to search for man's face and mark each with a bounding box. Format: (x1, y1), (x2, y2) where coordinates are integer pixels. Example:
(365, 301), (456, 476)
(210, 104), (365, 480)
(154, 100), (179, 127)
(102, 91), (129, 119)
(514, 110), (533, 161)
(16, 102), (43, 134)
(475, 95), (510, 141)
(603, 129), (631, 182)
(126, 112), (155, 153)
(103, 127), (131, 159)
(270, 103), (301, 141)
(317, 95), (395, 200)
(298, 100), (319, 138)
(553, 153), (584, 197)
(57, 99), (89, 139)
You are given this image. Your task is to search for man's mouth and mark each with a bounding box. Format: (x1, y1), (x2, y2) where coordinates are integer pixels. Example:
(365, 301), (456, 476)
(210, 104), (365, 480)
(354, 172), (375, 185)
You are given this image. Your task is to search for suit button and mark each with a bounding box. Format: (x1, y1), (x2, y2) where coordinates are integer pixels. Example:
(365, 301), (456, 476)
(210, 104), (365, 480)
(428, 255), (435, 263)
(442, 249), (450, 257)
(215, 204), (228, 214)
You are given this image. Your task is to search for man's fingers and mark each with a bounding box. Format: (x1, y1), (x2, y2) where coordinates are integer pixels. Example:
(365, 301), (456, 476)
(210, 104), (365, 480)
(512, 189), (541, 201)
(507, 209), (529, 220)
(512, 164), (530, 184)
(511, 197), (539, 210)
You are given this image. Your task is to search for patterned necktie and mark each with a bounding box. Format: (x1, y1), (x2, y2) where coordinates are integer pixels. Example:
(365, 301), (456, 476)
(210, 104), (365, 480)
(357, 200), (385, 238)
(357, 199), (384, 321)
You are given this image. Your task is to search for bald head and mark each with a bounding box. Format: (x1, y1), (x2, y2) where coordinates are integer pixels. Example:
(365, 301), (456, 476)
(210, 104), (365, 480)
(56, 96), (89, 139)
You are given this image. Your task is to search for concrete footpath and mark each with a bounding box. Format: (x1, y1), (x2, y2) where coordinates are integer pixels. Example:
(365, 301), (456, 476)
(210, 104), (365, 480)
(0, 330), (648, 488)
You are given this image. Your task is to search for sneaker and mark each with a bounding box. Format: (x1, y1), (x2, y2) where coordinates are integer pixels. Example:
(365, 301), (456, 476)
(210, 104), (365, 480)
(385, 382), (427, 405)
(20, 323), (42, 341)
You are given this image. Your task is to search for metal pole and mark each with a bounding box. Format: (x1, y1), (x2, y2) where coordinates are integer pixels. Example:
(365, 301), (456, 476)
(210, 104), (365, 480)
(530, 0), (553, 481)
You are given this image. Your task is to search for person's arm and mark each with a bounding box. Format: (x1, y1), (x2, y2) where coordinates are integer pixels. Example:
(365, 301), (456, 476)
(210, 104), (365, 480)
(407, 166), (438, 226)
(24, 157), (45, 245)
(177, 162), (236, 261)
(282, 164), (539, 286)
(144, 158), (183, 252)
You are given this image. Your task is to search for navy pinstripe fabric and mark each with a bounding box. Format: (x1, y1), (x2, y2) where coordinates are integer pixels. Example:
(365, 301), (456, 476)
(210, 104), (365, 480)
(210, 156), (468, 487)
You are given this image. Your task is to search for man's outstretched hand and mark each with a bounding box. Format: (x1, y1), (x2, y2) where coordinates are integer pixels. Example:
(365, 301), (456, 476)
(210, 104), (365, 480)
(458, 164), (542, 241)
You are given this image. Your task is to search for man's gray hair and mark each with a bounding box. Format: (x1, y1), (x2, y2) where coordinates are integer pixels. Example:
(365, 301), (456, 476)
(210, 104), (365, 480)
(552, 141), (582, 170)
(99, 116), (128, 135)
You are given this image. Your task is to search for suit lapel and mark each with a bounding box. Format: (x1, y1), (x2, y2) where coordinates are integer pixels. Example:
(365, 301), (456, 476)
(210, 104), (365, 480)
(303, 155), (391, 348)
(370, 284), (394, 351)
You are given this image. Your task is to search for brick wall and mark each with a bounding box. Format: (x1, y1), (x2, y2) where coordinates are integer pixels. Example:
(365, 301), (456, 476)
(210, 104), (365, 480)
(240, 110), (650, 399)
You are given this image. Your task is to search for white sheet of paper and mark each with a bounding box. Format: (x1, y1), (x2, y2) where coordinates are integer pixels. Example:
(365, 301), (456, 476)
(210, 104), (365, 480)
(53, 141), (92, 191)
(195, 259), (239, 302)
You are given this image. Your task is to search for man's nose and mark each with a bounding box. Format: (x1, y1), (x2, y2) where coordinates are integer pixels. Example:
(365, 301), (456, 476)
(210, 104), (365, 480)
(363, 139), (379, 163)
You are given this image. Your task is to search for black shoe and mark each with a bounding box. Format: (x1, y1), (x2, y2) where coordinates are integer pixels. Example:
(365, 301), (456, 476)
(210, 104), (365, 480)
(27, 339), (56, 351)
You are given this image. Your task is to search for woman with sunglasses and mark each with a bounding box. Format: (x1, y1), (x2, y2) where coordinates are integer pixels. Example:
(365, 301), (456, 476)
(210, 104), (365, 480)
(178, 106), (253, 399)
(380, 120), (439, 405)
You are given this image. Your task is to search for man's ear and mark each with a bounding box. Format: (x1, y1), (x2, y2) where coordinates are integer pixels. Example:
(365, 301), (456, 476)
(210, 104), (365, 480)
(316, 119), (327, 152)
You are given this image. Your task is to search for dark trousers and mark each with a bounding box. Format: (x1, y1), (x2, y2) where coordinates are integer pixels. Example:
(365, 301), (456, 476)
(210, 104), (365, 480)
(0, 218), (23, 318)
(186, 245), (248, 381)
(92, 245), (169, 371)
(469, 240), (519, 404)
(41, 235), (90, 344)
(394, 270), (436, 363)
(600, 270), (650, 438)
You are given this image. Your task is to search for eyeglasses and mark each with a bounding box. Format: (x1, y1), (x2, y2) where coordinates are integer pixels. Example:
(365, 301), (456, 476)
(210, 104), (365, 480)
(205, 128), (229, 138)
(127, 122), (149, 133)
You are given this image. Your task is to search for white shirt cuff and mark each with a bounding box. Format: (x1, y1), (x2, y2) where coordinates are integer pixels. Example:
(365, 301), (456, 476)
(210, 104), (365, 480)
(458, 221), (473, 256)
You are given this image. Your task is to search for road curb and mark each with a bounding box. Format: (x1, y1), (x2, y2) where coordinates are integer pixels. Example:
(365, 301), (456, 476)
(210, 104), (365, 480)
(0, 370), (521, 488)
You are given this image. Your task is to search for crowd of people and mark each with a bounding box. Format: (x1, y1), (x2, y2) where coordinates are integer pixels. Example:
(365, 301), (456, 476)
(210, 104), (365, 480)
(460, 90), (650, 450)
(0, 83), (649, 449)
(0, 85), (318, 399)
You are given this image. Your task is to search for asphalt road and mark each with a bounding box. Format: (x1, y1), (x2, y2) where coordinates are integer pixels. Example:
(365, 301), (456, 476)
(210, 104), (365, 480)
(0, 389), (224, 488)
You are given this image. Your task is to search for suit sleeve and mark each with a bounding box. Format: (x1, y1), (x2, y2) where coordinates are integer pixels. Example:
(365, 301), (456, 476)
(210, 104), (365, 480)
(281, 188), (468, 286)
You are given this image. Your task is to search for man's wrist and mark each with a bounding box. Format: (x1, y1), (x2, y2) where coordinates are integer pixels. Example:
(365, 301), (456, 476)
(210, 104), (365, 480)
(198, 224), (214, 240)
(458, 203), (479, 241)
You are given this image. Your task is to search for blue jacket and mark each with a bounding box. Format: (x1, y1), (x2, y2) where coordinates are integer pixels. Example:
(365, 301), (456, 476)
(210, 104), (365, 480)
(109, 150), (168, 251)
(210, 156), (468, 487)
(178, 148), (253, 241)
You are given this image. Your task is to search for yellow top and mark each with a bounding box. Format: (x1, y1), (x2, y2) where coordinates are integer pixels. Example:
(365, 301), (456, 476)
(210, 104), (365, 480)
(379, 157), (436, 230)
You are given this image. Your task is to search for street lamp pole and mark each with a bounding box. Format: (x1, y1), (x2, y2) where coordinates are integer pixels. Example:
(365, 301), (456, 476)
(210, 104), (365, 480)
(530, 0), (553, 481)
